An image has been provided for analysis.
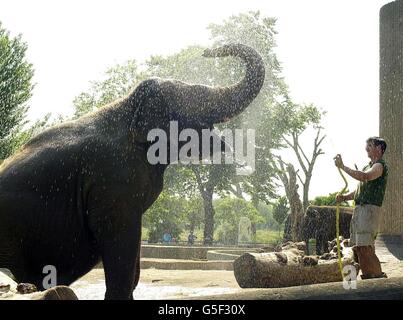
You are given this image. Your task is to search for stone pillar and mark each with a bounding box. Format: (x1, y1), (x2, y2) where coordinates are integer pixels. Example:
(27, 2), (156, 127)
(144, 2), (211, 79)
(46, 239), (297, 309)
(380, 1), (403, 235)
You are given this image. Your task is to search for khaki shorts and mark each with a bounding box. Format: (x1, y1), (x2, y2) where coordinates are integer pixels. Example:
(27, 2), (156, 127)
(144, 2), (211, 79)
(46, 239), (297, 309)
(350, 204), (381, 247)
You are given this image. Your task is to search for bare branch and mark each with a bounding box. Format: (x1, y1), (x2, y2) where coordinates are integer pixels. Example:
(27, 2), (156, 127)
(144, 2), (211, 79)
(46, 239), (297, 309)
(291, 133), (308, 175)
(296, 170), (304, 185)
(281, 134), (294, 148)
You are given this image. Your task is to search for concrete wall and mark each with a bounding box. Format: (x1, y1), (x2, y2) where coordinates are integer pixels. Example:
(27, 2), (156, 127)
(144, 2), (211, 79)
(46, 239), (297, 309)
(140, 245), (257, 260)
(379, 0), (403, 235)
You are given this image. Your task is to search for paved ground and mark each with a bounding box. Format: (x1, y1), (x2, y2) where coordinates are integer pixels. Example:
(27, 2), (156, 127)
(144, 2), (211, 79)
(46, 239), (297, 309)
(70, 235), (403, 299)
(375, 235), (403, 277)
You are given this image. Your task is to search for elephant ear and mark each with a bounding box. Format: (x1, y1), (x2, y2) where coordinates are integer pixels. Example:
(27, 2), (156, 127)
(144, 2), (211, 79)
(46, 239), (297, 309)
(129, 79), (171, 143)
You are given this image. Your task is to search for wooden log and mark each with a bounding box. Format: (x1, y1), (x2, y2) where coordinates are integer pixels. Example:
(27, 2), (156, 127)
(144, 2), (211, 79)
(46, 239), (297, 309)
(0, 269), (78, 300)
(233, 241), (359, 288)
(185, 277), (403, 300)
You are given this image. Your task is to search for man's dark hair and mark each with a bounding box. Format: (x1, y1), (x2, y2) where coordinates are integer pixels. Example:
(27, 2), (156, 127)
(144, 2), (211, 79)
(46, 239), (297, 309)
(367, 137), (387, 154)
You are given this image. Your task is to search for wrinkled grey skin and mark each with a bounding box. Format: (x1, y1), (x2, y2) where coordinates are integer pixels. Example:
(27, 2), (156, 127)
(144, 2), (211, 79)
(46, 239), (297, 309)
(302, 206), (352, 255)
(0, 44), (265, 299)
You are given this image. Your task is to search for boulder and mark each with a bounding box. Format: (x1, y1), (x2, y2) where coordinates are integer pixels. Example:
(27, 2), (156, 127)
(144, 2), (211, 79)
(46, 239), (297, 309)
(0, 268), (78, 300)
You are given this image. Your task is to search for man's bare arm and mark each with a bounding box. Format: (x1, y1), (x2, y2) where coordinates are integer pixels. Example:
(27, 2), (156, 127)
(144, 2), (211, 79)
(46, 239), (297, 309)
(342, 191), (355, 201)
(336, 190), (355, 204)
(342, 163), (383, 182)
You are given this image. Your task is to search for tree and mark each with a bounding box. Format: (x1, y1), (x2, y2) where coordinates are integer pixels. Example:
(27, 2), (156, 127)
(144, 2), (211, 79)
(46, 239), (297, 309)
(270, 102), (325, 241)
(276, 103), (325, 211)
(0, 22), (34, 160)
(272, 196), (289, 236)
(214, 197), (263, 245)
(273, 158), (304, 241)
(3, 113), (52, 156)
(142, 191), (187, 243)
(184, 196), (205, 233)
(73, 60), (145, 118)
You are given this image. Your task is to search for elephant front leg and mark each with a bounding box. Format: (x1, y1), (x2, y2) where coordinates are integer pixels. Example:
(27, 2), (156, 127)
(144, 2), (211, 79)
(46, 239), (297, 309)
(99, 217), (142, 300)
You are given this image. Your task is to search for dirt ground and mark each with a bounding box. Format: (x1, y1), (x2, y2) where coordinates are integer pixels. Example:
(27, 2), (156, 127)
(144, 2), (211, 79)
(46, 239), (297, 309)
(75, 268), (239, 288)
(70, 268), (241, 299)
(70, 237), (403, 300)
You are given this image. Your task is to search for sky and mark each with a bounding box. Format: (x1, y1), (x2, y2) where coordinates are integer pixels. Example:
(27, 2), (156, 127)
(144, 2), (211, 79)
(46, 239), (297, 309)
(0, 0), (392, 198)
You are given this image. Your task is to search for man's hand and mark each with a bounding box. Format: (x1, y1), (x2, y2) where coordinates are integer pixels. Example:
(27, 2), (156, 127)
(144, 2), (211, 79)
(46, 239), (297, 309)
(334, 154), (344, 169)
(336, 193), (345, 203)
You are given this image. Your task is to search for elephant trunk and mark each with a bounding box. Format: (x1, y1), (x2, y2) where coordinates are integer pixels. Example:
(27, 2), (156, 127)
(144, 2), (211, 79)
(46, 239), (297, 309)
(199, 43), (265, 123)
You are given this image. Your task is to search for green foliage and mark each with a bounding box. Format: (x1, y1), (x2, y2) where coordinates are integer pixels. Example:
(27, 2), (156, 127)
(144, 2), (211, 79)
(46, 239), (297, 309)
(272, 196), (289, 226)
(254, 201), (280, 229)
(142, 191), (204, 243)
(214, 197), (263, 245)
(4, 114), (51, 154)
(0, 22), (34, 159)
(143, 191), (186, 243)
(185, 196), (205, 232)
(271, 102), (324, 139)
(255, 229), (283, 245)
(310, 192), (351, 207)
(73, 60), (145, 118)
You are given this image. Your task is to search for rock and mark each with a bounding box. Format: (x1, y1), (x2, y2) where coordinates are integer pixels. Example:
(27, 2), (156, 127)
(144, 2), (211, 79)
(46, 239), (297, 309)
(256, 246), (275, 253)
(17, 283), (37, 294)
(320, 253), (333, 260)
(274, 252), (288, 264)
(281, 241), (306, 252)
(0, 269), (78, 300)
(302, 256), (319, 266)
(0, 284), (10, 293)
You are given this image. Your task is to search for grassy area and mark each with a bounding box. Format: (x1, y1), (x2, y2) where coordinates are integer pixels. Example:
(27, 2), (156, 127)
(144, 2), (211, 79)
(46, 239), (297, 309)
(142, 227), (283, 246)
(141, 227), (149, 241)
(255, 229), (283, 245)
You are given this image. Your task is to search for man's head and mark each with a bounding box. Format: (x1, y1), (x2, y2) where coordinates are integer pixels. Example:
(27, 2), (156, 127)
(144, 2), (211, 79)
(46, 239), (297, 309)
(366, 137), (387, 158)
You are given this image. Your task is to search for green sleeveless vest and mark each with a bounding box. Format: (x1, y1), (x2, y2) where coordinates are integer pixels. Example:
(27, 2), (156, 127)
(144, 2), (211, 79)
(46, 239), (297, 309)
(354, 158), (388, 207)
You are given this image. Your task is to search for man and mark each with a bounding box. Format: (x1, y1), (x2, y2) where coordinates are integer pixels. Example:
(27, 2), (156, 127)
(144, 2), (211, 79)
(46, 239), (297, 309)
(334, 137), (388, 279)
(163, 231), (172, 244)
(187, 231), (197, 246)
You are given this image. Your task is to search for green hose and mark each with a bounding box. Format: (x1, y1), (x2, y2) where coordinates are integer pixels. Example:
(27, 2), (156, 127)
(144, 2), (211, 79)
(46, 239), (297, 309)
(336, 166), (348, 280)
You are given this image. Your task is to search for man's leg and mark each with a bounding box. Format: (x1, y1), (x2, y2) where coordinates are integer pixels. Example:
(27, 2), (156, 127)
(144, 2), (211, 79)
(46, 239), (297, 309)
(355, 245), (383, 277)
(353, 205), (385, 278)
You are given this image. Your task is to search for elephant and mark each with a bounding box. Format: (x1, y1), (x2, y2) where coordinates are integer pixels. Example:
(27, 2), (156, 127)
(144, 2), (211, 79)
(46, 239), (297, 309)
(302, 205), (353, 255)
(0, 44), (265, 299)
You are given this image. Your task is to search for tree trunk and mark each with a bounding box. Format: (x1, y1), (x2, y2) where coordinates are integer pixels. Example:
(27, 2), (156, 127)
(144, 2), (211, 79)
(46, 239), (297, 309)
(202, 190), (215, 246)
(286, 164), (304, 242)
(250, 196), (259, 239)
(303, 174), (311, 212)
